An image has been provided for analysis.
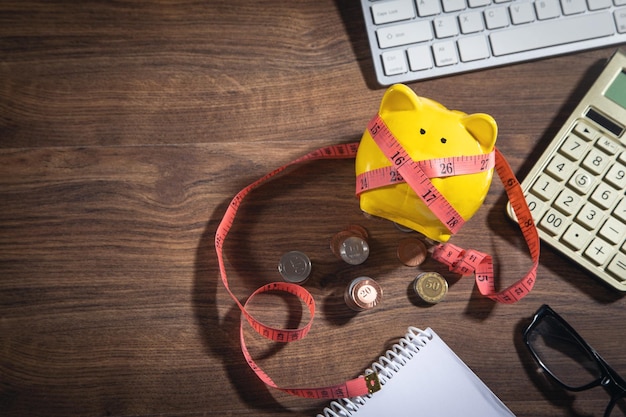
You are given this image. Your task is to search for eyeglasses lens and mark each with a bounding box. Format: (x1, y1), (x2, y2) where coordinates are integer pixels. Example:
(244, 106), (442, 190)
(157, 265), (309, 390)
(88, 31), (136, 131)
(528, 315), (603, 389)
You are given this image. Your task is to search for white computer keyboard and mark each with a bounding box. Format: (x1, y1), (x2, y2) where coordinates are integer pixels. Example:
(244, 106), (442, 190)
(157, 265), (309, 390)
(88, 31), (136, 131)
(360, 0), (626, 85)
(508, 50), (626, 292)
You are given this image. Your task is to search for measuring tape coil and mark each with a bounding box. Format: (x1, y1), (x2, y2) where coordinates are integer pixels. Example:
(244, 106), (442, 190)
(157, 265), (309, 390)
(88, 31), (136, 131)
(215, 85), (540, 400)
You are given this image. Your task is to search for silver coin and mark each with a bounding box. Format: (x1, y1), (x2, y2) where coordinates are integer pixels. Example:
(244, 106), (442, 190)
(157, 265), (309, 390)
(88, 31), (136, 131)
(338, 236), (370, 265)
(278, 251), (312, 284)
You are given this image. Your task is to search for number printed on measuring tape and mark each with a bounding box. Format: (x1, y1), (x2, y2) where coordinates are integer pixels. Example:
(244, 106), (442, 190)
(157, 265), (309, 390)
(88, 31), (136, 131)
(356, 152), (496, 195)
(366, 114), (466, 235)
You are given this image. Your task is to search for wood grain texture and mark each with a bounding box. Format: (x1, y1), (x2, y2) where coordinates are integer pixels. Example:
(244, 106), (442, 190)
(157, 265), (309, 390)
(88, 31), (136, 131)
(1, 1), (625, 416)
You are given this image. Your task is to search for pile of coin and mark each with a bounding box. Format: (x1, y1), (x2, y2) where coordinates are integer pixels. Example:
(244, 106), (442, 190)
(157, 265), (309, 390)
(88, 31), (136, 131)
(277, 250), (312, 284)
(412, 271), (448, 304)
(330, 224), (370, 265)
(277, 223), (448, 310)
(344, 276), (383, 311)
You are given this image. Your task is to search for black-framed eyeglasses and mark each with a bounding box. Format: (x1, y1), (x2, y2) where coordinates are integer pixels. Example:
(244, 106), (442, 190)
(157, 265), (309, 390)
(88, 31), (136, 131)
(523, 304), (626, 417)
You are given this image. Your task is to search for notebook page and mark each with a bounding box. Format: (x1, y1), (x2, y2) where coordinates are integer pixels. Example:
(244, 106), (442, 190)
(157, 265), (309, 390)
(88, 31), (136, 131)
(345, 329), (515, 417)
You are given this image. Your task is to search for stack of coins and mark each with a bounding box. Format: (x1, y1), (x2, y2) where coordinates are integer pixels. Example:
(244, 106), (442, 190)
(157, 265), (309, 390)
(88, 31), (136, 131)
(397, 238), (428, 267)
(330, 225), (370, 265)
(278, 251), (312, 284)
(344, 277), (382, 311)
(413, 272), (448, 304)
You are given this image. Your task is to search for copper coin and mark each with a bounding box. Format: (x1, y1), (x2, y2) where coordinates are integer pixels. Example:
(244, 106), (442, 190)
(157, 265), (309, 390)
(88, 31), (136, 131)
(345, 224), (369, 240)
(330, 230), (355, 257)
(397, 238), (428, 266)
(344, 277), (382, 311)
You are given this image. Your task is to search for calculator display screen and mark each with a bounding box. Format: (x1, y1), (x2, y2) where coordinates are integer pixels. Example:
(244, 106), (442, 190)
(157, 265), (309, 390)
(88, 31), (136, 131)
(605, 70), (626, 109)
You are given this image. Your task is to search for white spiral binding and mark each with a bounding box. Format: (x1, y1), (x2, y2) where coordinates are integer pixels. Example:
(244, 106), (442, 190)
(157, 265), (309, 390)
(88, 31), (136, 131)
(316, 327), (434, 417)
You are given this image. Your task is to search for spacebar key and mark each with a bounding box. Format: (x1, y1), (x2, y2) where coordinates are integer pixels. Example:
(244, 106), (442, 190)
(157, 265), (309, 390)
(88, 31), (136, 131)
(490, 13), (615, 56)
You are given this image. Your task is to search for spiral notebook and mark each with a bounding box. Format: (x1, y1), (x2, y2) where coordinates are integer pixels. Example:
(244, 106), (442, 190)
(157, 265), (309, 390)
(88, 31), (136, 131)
(316, 327), (515, 417)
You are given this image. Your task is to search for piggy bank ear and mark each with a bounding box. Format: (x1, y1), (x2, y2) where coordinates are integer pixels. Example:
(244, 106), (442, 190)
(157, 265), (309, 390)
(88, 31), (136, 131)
(379, 84), (422, 115)
(461, 113), (498, 152)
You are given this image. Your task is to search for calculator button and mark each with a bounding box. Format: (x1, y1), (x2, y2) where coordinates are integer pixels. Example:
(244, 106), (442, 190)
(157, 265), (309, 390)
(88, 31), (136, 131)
(553, 188), (583, 215)
(582, 148), (611, 175)
(599, 217), (626, 244)
(596, 135), (620, 155)
(539, 208), (567, 236)
(523, 193), (546, 222)
(604, 162), (626, 189)
(576, 202), (604, 230)
(584, 237), (613, 265)
(590, 182), (620, 209)
(531, 174), (561, 200)
(614, 198), (626, 223)
(561, 223), (591, 250)
(568, 168), (596, 194)
(607, 252), (626, 279)
(560, 134), (590, 160)
(545, 153), (576, 181)
(573, 122), (598, 141)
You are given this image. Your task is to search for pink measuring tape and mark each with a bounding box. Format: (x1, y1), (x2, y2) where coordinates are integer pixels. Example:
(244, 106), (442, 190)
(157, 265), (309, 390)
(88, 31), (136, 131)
(215, 116), (540, 398)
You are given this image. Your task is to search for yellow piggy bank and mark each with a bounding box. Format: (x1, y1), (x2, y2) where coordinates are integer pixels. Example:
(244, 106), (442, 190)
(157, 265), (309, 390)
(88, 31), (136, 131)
(356, 84), (498, 242)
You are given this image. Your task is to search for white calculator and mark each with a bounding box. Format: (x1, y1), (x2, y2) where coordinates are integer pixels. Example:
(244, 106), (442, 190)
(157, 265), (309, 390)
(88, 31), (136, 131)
(508, 50), (626, 292)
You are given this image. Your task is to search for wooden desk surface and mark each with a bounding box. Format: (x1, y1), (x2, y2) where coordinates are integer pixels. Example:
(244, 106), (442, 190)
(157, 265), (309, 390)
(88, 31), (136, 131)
(1, 1), (625, 416)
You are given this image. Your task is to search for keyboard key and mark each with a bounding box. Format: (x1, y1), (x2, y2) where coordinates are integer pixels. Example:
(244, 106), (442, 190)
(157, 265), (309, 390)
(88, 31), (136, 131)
(485, 6), (510, 28)
(510, 2), (536, 24)
(416, 0), (441, 16)
(561, 223), (591, 250)
(443, 0), (466, 12)
(535, 0), (562, 19)
(584, 237), (614, 265)
(615, 9), (626, 33)
(458, 36), (490, 61)
(468, 0), (491, 6)
(561, 0), (587, 15)
(381, 50), (408, 75)
(371, 0), (415, 25)
(490, 12), (615, 56)
(433, 41), (458, 66)
(377, 21), (433, 49)
(459, 11), (485, 33)
(588, 0), (612, 10)
(407, 45), (434, 71)
(434, 15), (460, 38)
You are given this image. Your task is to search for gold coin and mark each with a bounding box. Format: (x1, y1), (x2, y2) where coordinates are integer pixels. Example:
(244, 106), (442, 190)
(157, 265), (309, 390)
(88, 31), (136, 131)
(397, 238), (428, 267)
(414, 272), (448, 304)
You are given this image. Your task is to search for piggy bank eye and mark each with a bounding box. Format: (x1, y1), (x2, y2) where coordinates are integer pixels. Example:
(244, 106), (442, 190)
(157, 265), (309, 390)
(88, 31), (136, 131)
(420, 129), (426, 134)
(440, 138), (447, 144)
